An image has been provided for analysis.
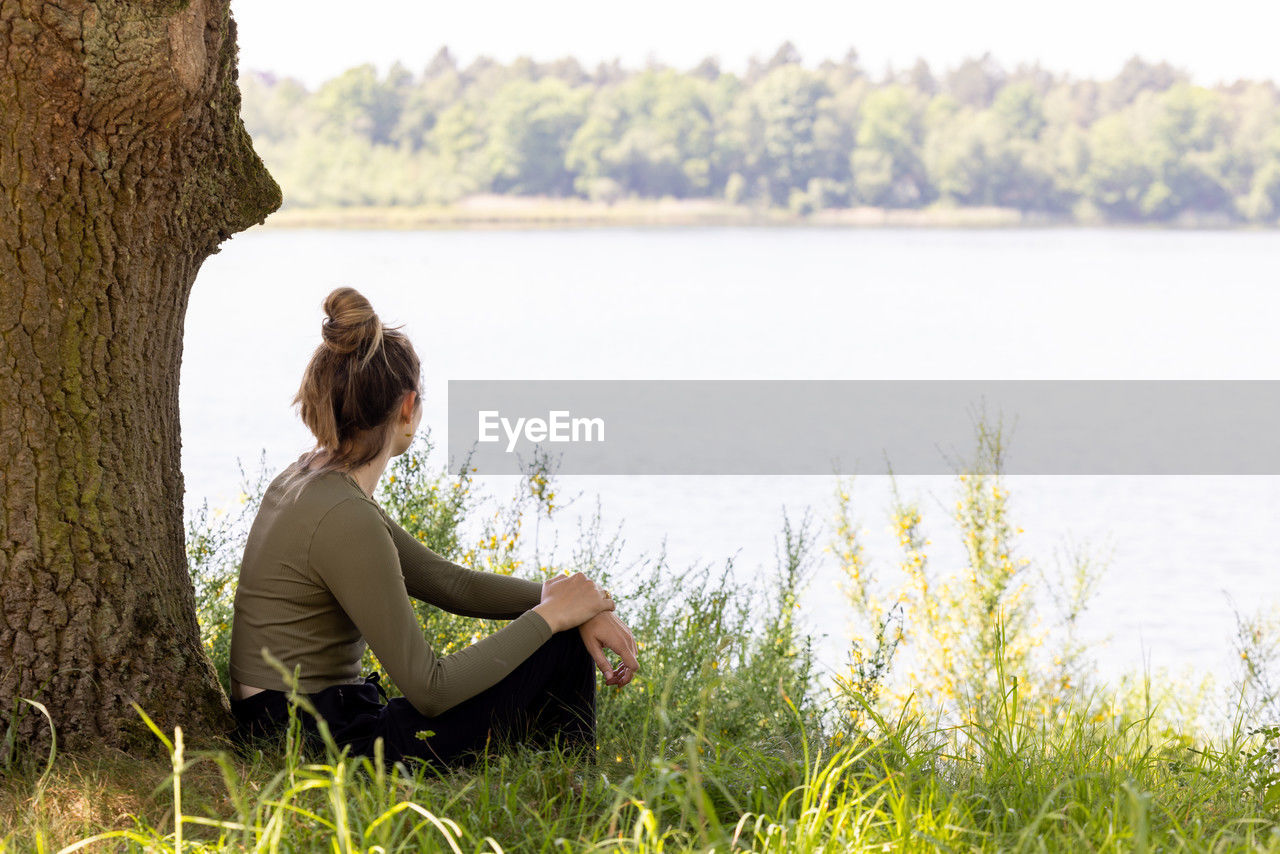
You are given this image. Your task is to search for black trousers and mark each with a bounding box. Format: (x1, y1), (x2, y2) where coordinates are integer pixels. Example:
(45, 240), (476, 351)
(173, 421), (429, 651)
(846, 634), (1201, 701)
(230, 629), (597, 769)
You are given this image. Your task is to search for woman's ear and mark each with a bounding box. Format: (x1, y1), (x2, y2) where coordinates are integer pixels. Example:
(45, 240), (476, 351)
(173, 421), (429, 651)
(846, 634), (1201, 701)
(400, 390), (418, 423)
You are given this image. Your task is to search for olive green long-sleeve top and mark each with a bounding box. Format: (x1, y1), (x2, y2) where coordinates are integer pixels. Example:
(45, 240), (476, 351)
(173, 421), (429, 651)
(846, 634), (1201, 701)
(228, 467), (552, 717)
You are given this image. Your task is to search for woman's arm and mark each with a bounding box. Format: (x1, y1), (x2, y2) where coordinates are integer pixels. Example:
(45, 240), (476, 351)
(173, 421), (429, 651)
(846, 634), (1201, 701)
(376, 505), (542, 619)
(310, 497), (553, 717)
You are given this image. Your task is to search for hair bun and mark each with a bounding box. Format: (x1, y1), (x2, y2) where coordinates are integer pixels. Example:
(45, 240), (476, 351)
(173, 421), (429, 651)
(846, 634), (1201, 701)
(321, 287), (384, 364)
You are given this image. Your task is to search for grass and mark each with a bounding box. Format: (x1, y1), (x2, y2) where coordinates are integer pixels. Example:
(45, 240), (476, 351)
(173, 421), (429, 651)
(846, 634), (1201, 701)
(5, 676), (1280, 851)
(4, 422), (1280, 851)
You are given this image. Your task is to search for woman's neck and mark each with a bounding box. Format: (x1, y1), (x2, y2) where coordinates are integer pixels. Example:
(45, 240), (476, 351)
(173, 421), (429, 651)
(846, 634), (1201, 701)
(346, 446), (393, 498)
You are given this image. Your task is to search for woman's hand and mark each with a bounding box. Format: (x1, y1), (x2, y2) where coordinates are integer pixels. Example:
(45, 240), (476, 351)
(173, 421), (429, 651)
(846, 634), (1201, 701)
(578, 610), (639, 687)
(532, 571), (614, 633)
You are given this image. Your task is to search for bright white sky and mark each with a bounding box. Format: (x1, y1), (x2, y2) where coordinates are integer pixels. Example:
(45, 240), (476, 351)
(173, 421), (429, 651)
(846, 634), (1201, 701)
(233, 0), (1280, 89)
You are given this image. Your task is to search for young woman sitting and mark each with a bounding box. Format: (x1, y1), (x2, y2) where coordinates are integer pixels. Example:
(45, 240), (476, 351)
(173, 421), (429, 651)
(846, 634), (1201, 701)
(226, 287), (639, 767)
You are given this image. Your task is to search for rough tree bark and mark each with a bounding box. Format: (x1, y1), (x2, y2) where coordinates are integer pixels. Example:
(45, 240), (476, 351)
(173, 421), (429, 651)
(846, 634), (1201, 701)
(0, 0), (281, 752)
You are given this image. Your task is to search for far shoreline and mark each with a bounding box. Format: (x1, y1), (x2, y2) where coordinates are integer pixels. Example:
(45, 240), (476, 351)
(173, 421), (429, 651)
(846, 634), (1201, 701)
(258, 196), (1272, 231)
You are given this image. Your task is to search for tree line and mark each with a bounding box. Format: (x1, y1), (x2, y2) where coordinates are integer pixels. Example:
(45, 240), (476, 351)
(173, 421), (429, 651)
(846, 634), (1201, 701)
(240, 44), (1280, 223)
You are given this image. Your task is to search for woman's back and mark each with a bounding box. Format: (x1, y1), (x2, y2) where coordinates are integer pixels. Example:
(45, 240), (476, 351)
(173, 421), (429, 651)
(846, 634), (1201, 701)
(228, 455), (557, 719)
(229, 464), (385, 695)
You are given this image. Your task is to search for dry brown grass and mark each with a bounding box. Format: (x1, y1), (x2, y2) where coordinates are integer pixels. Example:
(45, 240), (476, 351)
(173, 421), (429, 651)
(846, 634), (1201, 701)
(0, 748), (247, 851)
(258, 197), (1050, 230)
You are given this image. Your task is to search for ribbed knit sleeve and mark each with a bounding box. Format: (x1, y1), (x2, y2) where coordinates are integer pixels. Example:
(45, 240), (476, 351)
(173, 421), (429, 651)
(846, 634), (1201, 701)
(308, 497), (553, 717)
(376, 506), (543, 619)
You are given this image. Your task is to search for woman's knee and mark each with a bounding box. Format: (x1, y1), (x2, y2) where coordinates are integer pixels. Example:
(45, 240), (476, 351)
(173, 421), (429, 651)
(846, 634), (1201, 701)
(536, 629), (590, 678)
(545, 627), (577, 650)
(549, 627), (591, 659)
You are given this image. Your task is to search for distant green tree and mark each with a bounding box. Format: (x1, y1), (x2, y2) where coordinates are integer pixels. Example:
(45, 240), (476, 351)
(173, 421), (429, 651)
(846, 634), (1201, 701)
(427, 101), (492, 200)
(851, 85), (930, 206)
(766, 41), (803, 73)
(993, 82), (1047, 139)
(1104, 56), (1187, 111)
(540, 56), (590, 86)
(1085, 84), (1231, 220)
(425, 46), (458, 78)
(393, 62), (463, 152)
(311, 63), (412, 145)
(945, 53), (1006, 109)
(509, 56), (541, 82)
(567, 69), (724, 198)
(1229, 85), (1280, 222)
(719, 64), (840, 205)
(1083, 111), (1151, 219)
(485, 78), (590, 195)
(923, 97), (1060, 211)
(593, 58), (626, 87)
(1243, 160), (1280, 222)
(906, 59), (939, 96)
(691, 56), (722, 82)
(1150, 84), (1232, 215)
(459, 55), (523, 101)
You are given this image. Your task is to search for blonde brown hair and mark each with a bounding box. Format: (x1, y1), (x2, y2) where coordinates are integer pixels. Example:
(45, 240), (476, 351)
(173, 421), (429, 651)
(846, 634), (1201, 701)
(283, 287), (421, 494)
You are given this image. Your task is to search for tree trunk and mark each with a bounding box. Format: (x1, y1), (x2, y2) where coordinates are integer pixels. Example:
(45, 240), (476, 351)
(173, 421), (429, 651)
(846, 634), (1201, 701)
(0, 0), (281, 752)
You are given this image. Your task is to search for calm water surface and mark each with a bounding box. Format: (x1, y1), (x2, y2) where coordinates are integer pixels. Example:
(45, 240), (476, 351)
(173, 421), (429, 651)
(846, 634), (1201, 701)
(183, 227), (1280, 692)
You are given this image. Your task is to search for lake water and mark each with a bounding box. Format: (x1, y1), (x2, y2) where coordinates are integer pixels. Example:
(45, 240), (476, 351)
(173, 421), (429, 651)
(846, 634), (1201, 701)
(182, 226), (1280, 696)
